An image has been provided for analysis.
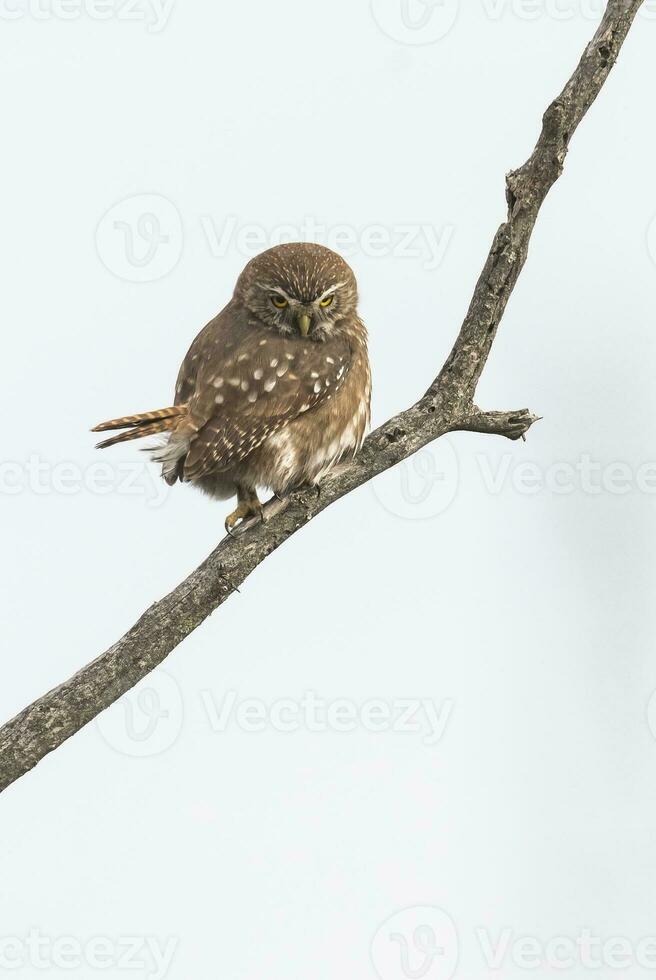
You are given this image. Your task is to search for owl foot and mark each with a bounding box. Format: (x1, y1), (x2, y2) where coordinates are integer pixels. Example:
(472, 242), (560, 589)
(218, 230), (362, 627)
(225, 495), (264, 535)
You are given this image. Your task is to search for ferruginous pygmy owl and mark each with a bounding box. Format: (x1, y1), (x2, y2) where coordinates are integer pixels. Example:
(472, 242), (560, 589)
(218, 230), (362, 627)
(93, 243), (372, 531)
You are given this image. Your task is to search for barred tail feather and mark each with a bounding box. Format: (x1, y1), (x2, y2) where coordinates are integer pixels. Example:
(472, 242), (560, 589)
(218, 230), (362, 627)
(92, 405), (187, 449)
(92, 405), (186, 433)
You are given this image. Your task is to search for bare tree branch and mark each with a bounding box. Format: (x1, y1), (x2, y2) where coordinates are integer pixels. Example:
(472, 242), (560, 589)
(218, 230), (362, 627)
(453, 409), (542, 441)
(0, 0), (644, 794)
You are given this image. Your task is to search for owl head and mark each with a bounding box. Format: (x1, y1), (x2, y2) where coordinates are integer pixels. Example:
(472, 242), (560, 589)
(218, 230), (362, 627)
(235, 242), (359, 342)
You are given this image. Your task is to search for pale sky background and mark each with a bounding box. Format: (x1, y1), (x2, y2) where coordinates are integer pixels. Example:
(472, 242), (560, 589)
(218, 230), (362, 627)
(2, 2), (656, 979)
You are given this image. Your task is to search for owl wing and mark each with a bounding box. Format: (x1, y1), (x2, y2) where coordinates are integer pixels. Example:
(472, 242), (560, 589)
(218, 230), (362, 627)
(174, 315), (222, 406)
(181, 313), (352, 481)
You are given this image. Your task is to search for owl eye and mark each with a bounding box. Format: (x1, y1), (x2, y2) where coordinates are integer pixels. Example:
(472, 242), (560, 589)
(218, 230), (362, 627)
(270, 295), (288, 309)
(319, 295), (334, 308)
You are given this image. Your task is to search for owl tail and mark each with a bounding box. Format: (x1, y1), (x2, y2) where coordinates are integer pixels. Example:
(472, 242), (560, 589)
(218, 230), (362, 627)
(91, 405), (188, 449)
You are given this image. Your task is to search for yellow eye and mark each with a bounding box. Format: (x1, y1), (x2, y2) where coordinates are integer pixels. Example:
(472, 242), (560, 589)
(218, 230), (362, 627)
(271, 295), (288, 309)
(320, 295), (334, 308)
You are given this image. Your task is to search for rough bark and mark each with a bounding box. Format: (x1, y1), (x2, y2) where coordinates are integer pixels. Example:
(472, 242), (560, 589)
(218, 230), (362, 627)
(0, 0), (644, 794)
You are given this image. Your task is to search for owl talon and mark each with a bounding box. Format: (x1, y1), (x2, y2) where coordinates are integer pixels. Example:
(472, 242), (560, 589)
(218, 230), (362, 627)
(224, 497), (264, 535)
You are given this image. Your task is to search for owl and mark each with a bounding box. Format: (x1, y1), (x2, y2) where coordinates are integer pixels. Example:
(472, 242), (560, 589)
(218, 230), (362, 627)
(93, 243), (371, 531)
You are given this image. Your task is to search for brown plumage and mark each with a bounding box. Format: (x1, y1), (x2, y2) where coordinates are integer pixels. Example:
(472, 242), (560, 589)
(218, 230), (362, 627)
(93, 406), (187, 448)
(92, 243), (371, 531)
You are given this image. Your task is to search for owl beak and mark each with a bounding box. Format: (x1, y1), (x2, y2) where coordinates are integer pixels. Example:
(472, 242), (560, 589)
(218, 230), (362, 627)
(297, 313), (312, 337)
